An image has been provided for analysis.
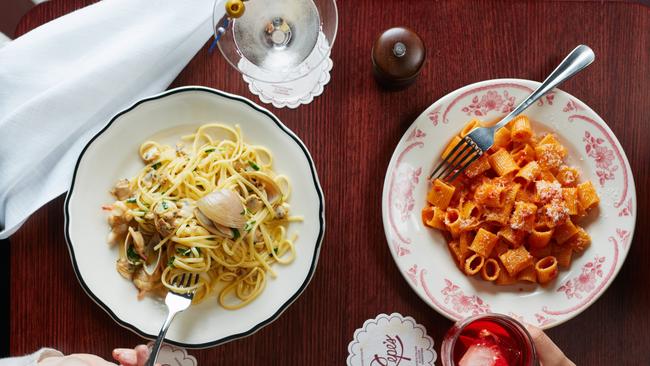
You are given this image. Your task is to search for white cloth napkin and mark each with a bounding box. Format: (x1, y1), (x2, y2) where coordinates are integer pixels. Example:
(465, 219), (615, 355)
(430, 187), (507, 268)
(0, 0), (224, 239)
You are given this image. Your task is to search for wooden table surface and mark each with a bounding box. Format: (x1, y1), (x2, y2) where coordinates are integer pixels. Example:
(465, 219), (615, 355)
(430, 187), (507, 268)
(7, 1), (650, 364)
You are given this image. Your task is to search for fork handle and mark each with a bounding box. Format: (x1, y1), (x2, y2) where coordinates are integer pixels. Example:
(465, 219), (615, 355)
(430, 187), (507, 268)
(145, 309), (179, 366)
(494, 45), (595, 130)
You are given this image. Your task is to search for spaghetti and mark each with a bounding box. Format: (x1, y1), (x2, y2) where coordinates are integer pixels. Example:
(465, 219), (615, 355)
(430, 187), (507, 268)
(104, 123), (300, 309)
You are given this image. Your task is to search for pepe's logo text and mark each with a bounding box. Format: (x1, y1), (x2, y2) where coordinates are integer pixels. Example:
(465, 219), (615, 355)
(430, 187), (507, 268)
(370, 334), (412, 366)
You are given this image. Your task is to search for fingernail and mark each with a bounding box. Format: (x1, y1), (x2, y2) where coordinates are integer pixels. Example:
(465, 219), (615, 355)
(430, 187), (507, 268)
(122, 352), (137, 364)
(114, 349), (137, 364)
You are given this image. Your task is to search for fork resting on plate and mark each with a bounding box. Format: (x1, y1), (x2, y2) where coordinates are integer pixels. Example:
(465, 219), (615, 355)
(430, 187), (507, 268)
(145, 273), (199, 366)
(430, 45), (595, 182)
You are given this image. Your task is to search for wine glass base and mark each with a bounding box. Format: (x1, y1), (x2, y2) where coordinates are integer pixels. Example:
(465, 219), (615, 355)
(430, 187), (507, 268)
(242, 57), (332, 109)
(239, 32), (333, 109)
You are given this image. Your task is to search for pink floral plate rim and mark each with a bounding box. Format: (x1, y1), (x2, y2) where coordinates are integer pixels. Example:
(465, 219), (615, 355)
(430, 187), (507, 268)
(381, 78), (636, 329)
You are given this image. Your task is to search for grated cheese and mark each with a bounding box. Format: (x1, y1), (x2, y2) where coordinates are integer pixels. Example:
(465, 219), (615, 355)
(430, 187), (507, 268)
(459, 218), (476, 230)
(536, 180), (562, 202)
(539, 147), (562, 168)
(564, 172), (575, 184)
(510, 220), (523, 230)
(509, 203), (535, 230)
(542, 199), (569, 224)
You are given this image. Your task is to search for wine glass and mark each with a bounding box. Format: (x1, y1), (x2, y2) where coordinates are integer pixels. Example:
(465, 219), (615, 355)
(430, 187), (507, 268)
(213, 0), (338, 107)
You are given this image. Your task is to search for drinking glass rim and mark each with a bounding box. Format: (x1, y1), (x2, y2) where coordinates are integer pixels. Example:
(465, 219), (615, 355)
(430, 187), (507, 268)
(441, 313), (539, 366)
(213, 0), (339, 83)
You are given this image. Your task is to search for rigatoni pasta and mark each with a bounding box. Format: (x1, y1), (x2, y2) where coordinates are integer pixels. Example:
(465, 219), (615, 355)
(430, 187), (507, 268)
(427, 179), (455, 210)
(489, 149), (519, 176)
(510, 115), (533, 142)
(422, 116), (599, 286)
(535, 256), (559, 285)
(465, 253), (485, 275)
(481, 258), (501, 281)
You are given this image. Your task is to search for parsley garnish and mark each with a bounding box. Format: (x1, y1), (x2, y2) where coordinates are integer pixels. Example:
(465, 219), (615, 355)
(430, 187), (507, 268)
(273, 247), (279, 254)
(127, 246), (141, 263)
(151, 162), (162, 170)
(244, 220), (256, 232)
(161, 201), (169, 210)
(176, 247), (200, 256)
(167, 256), (175, 268)
(205, 148), (215, 153)
(232, 228), (240, 240)
(248, 161), (260, 171)
(126, 197), (136, 204)
(240, 209), (245, 215)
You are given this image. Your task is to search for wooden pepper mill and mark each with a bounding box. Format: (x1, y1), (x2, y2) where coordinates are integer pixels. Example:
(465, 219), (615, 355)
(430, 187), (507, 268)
(372, 27), (426, 89)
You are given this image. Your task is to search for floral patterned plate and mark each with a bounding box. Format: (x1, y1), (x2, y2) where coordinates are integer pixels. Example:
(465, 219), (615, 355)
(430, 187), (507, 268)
(381, 79), (636, 329)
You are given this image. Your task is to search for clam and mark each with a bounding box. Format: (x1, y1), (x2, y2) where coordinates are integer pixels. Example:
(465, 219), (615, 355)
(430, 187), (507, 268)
(124, 230), (143, 265)
(274, 203), (289, 219)
(245, 196), (263, 214)
(143, 233), (161, 276)
(194, 208), (237, 239)
(110, 179), (133, 201)
(196, 189), (246, 229)
(128, 227), (146, 258)
(242, 172), (283, 204)
(176, 198), (195, 218)
(141, 145), (160, 163)
(153, 200), (181, 237)
(133, 267), (161, 300)
(116, 258), (135, 279)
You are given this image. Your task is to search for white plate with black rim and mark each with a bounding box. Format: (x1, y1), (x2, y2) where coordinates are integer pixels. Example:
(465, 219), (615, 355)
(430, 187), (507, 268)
(65, 86), (325, 347)
(382, 78), (636, 329)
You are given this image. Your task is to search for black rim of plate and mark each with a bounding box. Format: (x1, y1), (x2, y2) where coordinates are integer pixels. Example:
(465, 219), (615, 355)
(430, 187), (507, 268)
(63, 86), (326, 348)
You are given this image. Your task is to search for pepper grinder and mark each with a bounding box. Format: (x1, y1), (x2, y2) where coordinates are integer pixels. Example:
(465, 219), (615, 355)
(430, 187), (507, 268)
(371, 27), (426, 89)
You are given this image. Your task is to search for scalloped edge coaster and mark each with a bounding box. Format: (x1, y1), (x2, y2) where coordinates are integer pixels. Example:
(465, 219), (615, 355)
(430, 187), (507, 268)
(240, 32), (333, 109)
(346, 313), (437, 366)
(146, 342), (197, 366)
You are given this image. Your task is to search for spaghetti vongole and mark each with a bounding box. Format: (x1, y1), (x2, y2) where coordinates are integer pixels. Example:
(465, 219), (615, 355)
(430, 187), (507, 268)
(103, 123), (301, 309)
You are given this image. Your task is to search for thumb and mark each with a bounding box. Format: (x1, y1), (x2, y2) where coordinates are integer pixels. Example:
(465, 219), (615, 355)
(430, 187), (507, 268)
(112, 349), (137, 366)
(525, 324), (575, 366)
(134, 345), (160, 366)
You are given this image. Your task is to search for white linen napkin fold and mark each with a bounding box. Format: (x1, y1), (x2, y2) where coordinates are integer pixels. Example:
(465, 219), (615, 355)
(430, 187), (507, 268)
(0, 0), (223, 238)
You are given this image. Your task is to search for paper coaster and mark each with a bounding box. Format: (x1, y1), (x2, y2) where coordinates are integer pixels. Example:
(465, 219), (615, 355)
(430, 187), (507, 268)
(239, 32), (333, 109)
(347, 313), (437, 366)
(146, 342), (197, 366)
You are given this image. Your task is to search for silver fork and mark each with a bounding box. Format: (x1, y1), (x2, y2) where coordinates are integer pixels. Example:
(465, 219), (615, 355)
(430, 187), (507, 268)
(430, 45), (595, 182)
(145, 273), (199, 366)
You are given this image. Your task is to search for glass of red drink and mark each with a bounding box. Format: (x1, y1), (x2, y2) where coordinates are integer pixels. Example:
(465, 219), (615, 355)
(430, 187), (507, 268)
(441, 313), (538, 366)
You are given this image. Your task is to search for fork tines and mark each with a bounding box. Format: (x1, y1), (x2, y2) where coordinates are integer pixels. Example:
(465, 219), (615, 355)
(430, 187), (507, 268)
(172, 273), (199, 297)
(429, 136), (483, 182)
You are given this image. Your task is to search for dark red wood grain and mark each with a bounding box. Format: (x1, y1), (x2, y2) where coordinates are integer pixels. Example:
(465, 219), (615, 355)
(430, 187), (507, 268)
(9, 1), (650, 364)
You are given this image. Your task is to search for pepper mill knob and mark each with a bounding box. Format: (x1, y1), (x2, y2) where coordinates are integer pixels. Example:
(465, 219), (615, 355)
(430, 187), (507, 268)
(372, 27), (426, 88)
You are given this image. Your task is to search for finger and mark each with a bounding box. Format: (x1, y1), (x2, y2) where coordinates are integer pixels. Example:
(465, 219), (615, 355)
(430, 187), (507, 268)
(112, 348), (138, 366)
(525, 324), (575, 366)
(134, 345), (151, 366)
